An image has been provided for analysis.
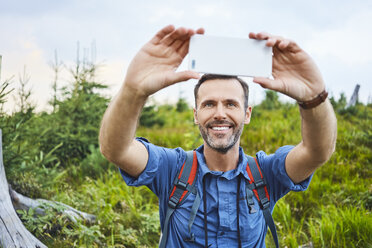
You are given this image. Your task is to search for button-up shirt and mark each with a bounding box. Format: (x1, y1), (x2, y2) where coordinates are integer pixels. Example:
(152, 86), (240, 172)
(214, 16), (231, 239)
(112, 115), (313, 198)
(120, 138), (312, 247)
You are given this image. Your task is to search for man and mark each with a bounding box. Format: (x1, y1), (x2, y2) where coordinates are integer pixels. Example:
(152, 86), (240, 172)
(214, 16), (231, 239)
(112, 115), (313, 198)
(99, 25), (337, 247)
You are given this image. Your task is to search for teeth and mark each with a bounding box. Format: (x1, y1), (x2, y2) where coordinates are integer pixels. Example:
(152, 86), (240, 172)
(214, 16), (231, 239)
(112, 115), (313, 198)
(212, 126), (229, 131)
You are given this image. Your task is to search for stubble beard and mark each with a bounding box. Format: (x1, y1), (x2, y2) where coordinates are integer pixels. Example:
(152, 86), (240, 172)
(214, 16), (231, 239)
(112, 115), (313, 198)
(199, 121), (244, 154)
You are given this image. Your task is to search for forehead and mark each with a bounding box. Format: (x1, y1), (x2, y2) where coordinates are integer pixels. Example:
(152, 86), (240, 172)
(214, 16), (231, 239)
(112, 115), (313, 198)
(197, 79), (245, 103)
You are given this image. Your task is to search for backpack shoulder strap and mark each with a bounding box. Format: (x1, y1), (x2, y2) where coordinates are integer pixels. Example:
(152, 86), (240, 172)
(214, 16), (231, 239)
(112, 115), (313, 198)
(245, 155), (279, 248)
(159, 150), (198, 248)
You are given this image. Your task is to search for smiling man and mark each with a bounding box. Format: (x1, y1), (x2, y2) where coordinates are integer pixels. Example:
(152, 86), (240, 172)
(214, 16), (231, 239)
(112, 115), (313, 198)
(99, 25), (337, 247)
(194, 75), (250, 157)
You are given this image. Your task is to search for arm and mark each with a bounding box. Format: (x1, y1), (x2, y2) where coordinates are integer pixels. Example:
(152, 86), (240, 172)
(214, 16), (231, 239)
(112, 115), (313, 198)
(249, 32), (337, 183)
(286, 99), (336, 183)
(99, 25), (204, 178)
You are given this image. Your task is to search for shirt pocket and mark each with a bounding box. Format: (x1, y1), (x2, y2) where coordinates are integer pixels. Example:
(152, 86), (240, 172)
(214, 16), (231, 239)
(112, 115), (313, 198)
(239, 195), (266, 242)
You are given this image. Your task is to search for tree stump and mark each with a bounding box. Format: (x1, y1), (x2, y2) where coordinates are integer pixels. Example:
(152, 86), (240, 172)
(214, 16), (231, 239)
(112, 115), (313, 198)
(347, 84), (360, 108)
(0, 129), (47, 247)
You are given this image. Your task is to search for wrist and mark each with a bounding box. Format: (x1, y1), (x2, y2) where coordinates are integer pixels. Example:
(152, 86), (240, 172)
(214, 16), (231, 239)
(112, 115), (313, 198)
(121, 82), (149, 101)
(297, 90), (328, 109)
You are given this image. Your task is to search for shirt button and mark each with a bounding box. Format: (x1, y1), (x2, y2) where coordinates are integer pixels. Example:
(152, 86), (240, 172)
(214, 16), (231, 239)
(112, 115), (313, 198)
(219, 231), (225, 236)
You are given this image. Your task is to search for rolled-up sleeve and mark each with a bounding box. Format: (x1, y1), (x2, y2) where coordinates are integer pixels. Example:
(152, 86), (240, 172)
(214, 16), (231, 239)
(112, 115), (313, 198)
(119, 137), (186, 198)
(256, 145), (313, 203)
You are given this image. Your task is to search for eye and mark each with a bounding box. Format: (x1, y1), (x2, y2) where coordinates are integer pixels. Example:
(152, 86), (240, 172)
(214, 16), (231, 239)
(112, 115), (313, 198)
(227, 102), (237, 107)
(203, 102), (214, 108)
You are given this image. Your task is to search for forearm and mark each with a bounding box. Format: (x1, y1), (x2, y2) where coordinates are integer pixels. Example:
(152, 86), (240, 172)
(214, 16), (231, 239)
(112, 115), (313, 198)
(299, 99), (337, 165)
(286, 99), (337, 183)
(99, 83), (147, 163)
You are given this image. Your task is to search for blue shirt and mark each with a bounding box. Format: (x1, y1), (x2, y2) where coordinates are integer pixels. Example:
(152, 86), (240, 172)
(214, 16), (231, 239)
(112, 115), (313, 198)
(120, 138), (312, 247)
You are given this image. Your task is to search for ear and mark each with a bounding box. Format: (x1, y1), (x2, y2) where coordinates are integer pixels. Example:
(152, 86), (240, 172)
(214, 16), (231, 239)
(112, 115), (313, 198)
(193, 108), (199, 125)
(244, 106), (253, 124)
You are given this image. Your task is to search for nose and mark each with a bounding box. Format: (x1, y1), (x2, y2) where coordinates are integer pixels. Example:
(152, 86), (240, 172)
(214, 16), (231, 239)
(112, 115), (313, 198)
(213, 103), (227, 120)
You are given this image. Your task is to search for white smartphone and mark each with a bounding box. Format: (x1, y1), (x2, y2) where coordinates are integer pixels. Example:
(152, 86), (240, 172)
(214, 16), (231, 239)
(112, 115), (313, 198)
(188, 35), (272, 78)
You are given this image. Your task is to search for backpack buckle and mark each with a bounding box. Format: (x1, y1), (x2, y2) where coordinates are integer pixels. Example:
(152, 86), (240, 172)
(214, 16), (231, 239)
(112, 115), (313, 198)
(259, 197), (270, 210)
(254, 178), (265, 189)
(174, 179), (188, 190)
(246, 188), (257, 214)
(168, 197), (178, 209)
(184, 233), (195, 242)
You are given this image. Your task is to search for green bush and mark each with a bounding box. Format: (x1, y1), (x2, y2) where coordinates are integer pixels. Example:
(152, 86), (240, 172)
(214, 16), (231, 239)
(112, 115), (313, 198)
(1, 63), (371, 248)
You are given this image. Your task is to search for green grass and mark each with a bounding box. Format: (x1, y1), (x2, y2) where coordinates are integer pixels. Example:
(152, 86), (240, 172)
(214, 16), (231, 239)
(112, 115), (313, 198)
(6, 102), (372, 247)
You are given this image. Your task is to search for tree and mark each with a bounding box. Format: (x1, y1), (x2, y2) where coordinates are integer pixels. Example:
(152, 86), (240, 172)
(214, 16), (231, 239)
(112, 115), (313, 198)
(15, 66), (34, 113)
(260, 90), (281, 110)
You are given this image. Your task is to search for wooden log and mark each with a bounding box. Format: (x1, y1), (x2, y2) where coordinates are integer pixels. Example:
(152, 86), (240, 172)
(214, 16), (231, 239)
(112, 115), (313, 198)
(9, 185), (96, 224)
(0, 129), (47, 248)
(0, 129), (98, 247)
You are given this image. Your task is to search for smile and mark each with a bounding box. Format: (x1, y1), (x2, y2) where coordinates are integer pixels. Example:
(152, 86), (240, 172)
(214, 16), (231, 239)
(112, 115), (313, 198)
(211, 126), (230, 131)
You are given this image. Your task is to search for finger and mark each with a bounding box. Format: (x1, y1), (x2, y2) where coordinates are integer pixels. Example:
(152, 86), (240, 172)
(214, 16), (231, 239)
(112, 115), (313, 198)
(173, 28), (204, 58)
(253, 77), (283, 92)
(172, 39), (185, 52)
(177, 40), (190, 57)
(161, 27), (189, 46)
(170, 38), (187, 52)
(179, 28), (204, 53)
(257, 32), (271, 40)
(170, 29), (194, 50)
(278, 39), (290, 50)
(150, 25), (175, 44)
(164, 70), (200, 86)
(172, 27), (204, 53)
(271, 38), (301, 53)
(266, 36), (285, 47)
(249, 32), (271, 40)
(286, 40), (302, 53)
(248, 32), (260, 39)
(249, 32), (259, 39)
(251, 32), (293, 53)
(177, 28), (203, 56)
(196, 27), (205, 34)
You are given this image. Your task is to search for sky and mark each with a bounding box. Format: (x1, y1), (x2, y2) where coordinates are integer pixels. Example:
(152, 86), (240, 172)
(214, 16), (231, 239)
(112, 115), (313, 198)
(1, 0), (372, 112)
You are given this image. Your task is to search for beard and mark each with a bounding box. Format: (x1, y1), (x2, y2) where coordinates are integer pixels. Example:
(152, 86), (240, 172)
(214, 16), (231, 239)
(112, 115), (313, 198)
(199, 120), (244, 154)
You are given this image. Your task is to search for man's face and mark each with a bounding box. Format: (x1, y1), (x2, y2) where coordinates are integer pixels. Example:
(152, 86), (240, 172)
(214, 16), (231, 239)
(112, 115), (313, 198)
(194, 79), (252, 154)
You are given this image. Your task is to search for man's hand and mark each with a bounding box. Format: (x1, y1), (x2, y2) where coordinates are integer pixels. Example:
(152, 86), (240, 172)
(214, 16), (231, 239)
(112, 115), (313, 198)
(249, 32), (337, 184)
(249, 32), (324, 101)
(100, 25), (204, 177)
(124, 25), (204, 98)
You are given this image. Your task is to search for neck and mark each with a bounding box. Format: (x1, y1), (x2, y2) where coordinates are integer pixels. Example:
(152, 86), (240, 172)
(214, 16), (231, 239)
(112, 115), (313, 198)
(203, 142), (240, 172)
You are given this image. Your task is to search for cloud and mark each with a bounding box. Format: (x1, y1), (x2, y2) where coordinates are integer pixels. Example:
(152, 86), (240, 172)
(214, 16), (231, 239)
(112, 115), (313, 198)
(148, 6), (186, 23)
(1, 38), (52, 112)
(304, 9), (372, 66)
(194, 2), (233, 18)
(96, 59), (129, 95)
(2, 0), (372, 111)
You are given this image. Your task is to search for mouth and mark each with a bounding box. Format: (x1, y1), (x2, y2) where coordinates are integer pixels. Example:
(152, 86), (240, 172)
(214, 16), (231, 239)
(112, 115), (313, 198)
(207, 121), (233, 133)
(210, 126), (231, 131)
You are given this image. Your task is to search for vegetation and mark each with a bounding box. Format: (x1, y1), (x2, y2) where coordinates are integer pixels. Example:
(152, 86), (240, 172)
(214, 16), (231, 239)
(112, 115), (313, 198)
(0, 57), (371, 247)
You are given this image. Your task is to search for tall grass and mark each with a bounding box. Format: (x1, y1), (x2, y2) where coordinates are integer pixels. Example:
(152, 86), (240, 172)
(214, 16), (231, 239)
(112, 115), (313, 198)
(4, 86), (371, 247)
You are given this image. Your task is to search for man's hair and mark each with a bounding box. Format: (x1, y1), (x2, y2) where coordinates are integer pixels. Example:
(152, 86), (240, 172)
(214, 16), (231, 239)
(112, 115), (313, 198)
(194, 74), (249, 110)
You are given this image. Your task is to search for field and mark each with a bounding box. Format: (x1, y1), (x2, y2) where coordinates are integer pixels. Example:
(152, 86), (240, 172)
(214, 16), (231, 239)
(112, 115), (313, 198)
(0, 67), (371, 247)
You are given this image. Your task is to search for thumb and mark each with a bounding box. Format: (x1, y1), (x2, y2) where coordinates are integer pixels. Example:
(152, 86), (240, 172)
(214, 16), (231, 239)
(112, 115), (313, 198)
(164, 70), (200, 86)
(253, 77), (283, 92)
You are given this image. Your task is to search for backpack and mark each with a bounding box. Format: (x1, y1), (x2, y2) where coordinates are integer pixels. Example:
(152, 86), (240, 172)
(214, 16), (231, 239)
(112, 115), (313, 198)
(159, 151), (279, 248)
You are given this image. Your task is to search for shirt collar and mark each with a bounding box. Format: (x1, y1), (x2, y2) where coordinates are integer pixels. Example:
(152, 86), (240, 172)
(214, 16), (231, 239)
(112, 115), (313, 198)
(195, 144), (251, 181)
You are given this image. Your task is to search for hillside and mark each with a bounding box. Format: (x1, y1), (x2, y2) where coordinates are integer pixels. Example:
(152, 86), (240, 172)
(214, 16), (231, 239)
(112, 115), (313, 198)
(0, 76), (371, 247)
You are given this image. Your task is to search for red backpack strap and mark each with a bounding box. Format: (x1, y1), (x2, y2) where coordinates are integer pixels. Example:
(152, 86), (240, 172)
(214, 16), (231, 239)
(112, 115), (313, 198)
(245, 155), (279, 248)
(160, 151), (198, 248)
(168, 151), (198, 207)
(245, 156), (270, 203)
